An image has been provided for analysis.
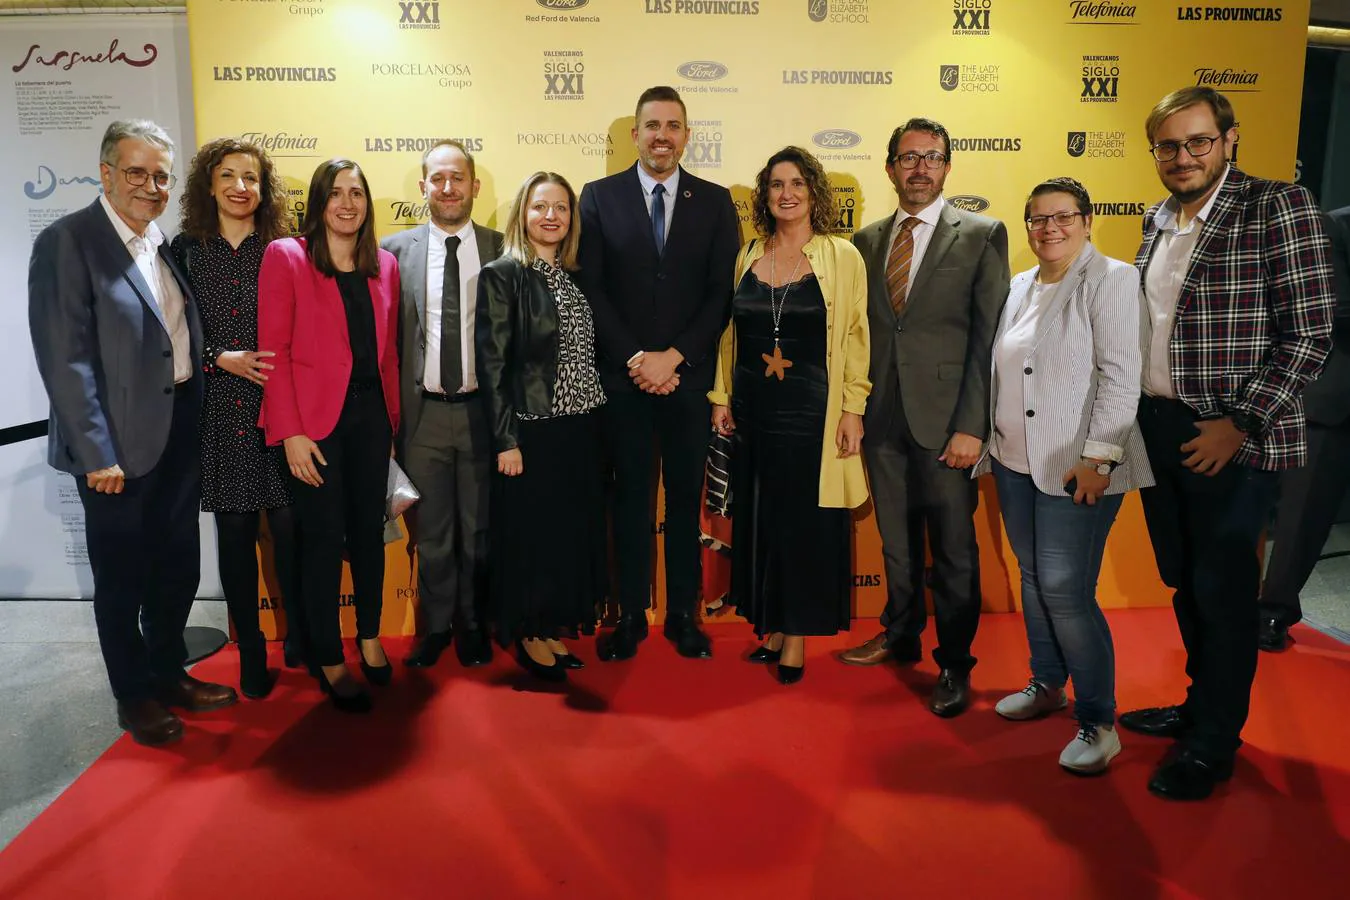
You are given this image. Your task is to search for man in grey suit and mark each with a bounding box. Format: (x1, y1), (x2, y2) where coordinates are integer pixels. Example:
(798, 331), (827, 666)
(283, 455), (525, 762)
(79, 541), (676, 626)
(1259, 206), (1350, 651)
(840, 118), (1010, 717)
(382, 140), (503, 668)
(28, 119), (237, 746)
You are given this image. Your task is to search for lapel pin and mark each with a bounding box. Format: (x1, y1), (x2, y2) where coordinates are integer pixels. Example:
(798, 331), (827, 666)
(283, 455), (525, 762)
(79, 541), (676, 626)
(683, 190), (692, 199)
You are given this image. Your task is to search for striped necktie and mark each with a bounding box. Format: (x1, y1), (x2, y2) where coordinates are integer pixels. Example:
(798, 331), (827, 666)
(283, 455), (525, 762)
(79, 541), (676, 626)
(886, 215), (919, 315)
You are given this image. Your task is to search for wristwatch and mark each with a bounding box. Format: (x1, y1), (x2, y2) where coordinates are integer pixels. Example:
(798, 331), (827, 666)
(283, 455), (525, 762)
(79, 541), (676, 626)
(1084, 458), (1117, 476)
(1228, 410), (1263, 436)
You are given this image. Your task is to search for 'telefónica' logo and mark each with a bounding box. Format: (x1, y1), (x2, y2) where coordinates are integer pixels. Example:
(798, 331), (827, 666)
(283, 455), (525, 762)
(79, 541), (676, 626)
(685, 120), (723, 169)
(371, 62), (471, 89)
(239, 131), (320, 157)
(939, 63), (1000, 92)
(1194, 66), (1261, 91)
(1066, 1), (1138, 23)
(213, 65), (337, 82)
(783, 67), (893, 86)
(807, 0), (871, 22)
(645, 1), (761, 14)
(1080, 55), (1119, 102)
(396, 0), (439, 29)
(948, 195), (991, 213)
(953, 0), (992, 34)
(1177, 5), (1282, 21)
(543, 50), (584, 101)
(1066, 130), (1126, 158)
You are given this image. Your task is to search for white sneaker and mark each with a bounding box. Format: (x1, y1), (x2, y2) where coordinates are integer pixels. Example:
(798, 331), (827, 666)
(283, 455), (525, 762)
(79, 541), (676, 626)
(995, 680), (1068, 721)
(1059, 723), (1121, 775)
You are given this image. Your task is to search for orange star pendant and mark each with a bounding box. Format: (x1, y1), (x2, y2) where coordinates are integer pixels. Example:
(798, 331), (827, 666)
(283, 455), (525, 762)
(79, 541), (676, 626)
(762, 343), (793, 381)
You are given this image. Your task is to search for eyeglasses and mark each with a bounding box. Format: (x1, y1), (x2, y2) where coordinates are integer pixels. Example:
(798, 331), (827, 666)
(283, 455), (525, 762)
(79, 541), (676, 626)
(1148, 136), (1220, 162)
(1026, 211), (1086, 231)
(116, 166), (176, 190)
(893, 151), (948, 170)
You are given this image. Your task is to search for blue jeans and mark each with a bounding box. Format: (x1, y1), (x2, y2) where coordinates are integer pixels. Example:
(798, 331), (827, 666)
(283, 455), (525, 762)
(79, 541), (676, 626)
(992, 461), (1123, 725)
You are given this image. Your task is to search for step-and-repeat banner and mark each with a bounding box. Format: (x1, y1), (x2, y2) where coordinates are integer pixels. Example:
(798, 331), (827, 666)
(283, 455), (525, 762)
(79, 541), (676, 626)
(185, 0), (1309, 635)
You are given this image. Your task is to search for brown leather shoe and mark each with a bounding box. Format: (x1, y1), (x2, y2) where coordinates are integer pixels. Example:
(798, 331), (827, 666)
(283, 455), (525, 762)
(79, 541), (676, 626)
(116, 698), (184, 746)
(839, 632), (892, 666)
(157, 674), (239, 712)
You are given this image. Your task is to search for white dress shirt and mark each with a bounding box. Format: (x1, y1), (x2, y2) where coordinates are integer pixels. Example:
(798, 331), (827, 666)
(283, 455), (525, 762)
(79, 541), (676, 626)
(886, 195), (945, 302)
(1141, 166), (1230, 398)
(991, 280), (1051, 474)
(99, 194), (191, 383)
(423, 220), (482, 394)
(636, 163), (680, 241)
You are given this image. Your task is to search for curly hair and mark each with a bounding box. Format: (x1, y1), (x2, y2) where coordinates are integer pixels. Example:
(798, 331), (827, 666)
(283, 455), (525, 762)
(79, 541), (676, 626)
(751, 146), (835, 237)
(1023, 176), (1093, 221)
(178, 136), (292, 244)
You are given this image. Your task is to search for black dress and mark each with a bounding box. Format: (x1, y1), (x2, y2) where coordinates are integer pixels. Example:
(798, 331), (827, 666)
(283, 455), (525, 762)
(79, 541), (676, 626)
(172, 234), (291, 514)
(728, 271), (851, 637)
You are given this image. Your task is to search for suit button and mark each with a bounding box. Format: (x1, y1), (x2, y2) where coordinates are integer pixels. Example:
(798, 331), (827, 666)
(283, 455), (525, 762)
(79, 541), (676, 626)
(657, 273), (666, 280)
(163, 350), (171, 358)
(1026, 409), (1035, 417)
(1023, 366), (1032, 375)
(163, 387), (172, 394)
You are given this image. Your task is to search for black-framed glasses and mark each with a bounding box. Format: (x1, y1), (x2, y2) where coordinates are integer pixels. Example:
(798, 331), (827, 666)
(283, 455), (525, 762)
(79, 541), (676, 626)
(1026, 211), (1086, 231)
(1149, 136), (1220, 162)
(893, 151), (948, 170)
(117, 166), (176, 190)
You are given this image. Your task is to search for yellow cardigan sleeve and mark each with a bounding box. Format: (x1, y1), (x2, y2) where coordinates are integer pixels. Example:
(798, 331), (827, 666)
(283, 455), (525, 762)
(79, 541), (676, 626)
(707, 239), (756, 408)
(839, 245), (871, 416)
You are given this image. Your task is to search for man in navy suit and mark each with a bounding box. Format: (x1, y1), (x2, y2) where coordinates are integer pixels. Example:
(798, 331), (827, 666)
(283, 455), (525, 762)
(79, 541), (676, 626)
(29, 119), (236, 746)
(578, 86), (741, 661)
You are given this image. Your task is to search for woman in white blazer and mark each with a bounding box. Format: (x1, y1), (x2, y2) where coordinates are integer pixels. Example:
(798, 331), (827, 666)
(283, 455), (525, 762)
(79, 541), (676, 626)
(972, 177), (1153, 775)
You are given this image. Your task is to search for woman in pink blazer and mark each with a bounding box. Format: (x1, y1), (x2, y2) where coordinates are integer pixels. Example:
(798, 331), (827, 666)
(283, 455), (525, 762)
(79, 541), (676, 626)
(259, 157), (400, 713)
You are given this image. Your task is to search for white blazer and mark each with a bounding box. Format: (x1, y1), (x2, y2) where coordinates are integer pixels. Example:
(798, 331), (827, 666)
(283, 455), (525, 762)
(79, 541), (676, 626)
(972, 243), (1154, 496)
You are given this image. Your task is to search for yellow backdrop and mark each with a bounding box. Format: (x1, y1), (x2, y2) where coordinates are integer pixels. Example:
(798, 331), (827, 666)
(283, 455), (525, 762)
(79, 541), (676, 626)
(186, 0), (1310, 636)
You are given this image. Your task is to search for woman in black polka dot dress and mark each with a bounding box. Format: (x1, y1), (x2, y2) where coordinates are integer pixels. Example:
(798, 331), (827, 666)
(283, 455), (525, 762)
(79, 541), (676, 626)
(172, 137), (303, 698)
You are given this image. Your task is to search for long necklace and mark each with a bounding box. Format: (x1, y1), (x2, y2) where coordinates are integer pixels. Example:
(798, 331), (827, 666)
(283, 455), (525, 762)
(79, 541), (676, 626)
(763, 237), (804, 381)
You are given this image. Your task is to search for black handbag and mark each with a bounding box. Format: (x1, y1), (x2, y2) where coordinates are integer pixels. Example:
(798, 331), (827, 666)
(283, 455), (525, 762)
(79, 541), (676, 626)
(705, 427), (734, 517)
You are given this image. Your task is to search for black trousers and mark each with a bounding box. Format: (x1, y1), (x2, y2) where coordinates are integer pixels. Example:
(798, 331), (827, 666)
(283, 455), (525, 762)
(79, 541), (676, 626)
(603, 386), (708, 617)
(864, 402), (981, 673)
(214, 506), (300, 649)
(288, 386), (392, 667)
(1260, 419), (1350, 625)
(1137, 396), (1278, 761)
(77, 380), (201, 701)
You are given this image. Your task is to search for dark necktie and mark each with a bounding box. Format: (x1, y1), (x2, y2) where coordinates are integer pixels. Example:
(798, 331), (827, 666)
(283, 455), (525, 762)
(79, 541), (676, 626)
(440, 234), (462, 394)
(651, 183), (666, 255)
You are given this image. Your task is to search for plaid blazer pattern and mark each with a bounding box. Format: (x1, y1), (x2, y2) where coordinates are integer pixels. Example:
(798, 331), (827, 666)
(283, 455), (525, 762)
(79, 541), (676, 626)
(1136, 167), (1335, 470)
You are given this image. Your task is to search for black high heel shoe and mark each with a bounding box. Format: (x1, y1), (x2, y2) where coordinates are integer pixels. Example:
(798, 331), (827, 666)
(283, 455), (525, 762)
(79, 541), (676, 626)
(318, 669), (373, 713)
(553, 652), (586, 670)
(777, 663), (804, 685)
(748, 644), (782, 664)
(357, 639), (393, 687)
(515, 642), (567, 683)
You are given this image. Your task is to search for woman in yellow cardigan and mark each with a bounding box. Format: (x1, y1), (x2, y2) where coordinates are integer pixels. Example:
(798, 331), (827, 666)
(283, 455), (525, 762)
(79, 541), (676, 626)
(709, 145), (871, 684)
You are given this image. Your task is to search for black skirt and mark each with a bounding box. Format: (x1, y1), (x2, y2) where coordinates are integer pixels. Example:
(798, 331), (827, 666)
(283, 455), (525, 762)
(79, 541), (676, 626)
(488, 412), (605, 645)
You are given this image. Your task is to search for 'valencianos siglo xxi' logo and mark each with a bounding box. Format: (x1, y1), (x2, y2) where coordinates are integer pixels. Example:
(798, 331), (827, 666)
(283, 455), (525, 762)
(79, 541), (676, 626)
(677, 61), (728, 81)
(948, 195), (990, 213)
(813, 130), (863, 150)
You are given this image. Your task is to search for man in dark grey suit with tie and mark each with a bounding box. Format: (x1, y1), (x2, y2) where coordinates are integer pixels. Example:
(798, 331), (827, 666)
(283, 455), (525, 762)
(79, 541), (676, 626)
(28, 119), (237, 746)
(1259, 205), (1350, 651)
(841, 118), (1010, 717)
(382, 140), (503, 668)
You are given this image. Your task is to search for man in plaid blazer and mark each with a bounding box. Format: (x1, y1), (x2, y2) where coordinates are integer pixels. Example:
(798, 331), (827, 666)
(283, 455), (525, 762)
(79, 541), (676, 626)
(1120, 87), (1335, 801)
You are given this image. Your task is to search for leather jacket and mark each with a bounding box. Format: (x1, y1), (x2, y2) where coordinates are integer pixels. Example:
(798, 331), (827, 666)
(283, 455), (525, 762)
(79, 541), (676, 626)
(475, 256), (561, 452)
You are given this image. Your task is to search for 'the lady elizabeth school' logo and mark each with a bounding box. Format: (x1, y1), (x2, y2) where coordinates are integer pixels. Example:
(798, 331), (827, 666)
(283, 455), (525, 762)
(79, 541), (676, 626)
(948, 195), (990, 213)
(812, 130), (862, 149)
(808, 0), (828, 22)
(536, 0), (588, 8)
(677, 61), (728, 81)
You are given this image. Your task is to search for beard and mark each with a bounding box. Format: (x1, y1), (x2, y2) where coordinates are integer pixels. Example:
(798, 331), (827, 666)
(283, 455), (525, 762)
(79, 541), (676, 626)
(1166, 163), (1224, 205)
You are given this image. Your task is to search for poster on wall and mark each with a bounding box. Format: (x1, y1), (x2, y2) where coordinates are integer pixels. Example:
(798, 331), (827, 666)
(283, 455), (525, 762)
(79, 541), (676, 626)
(0, 13), (219, 599)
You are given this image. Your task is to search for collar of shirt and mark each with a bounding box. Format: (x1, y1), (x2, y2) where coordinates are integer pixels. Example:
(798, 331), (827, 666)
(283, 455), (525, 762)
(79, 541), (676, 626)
(636, 164), (681, 202)
(99, 193), (164, 252)
(1152, 164), (1230, 236)
(892, 194), (944, 236)
(429, 218), (476, 250)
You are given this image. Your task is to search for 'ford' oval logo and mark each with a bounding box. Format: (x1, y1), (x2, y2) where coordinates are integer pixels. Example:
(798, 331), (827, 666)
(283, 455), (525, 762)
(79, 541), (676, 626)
(676, 61), (728, 81)
(948, 195), (990, 213)
(537, 0), (588, 9)
(812, 129), (863, 149)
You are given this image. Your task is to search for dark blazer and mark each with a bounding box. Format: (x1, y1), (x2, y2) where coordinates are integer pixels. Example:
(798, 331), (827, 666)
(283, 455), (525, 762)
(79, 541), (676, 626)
(852, 203), (1010, 450)
(28, 199), (203, 479)
(1303, 207), (1350, 426)
(577, 163), (740, 394)
(475, 257), (565, 453)
(381, 221), (503, 451)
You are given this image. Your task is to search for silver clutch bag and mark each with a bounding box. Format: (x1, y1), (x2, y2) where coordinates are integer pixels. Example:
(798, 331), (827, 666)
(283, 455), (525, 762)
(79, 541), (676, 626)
(386, 459), (420, 521)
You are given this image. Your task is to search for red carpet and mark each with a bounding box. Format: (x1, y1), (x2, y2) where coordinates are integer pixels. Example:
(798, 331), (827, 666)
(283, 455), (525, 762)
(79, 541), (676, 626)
(2, 610), (1348, 899)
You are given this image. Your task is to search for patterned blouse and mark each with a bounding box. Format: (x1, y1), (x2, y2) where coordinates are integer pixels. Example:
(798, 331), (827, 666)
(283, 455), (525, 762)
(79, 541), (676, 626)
(518, 256), (606, 420)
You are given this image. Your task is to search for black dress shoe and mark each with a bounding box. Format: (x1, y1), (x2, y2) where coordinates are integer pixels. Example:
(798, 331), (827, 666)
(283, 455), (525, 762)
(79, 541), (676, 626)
(117, 698), (184, 746)
(664, 612), (712, 659)
(777, 663), (804, 685)
(1258, 617), (1291, 653)
(357, 640), (393, 687)
(455, 628), (494, 667)
(318, 670), (373, 713)
(237, 639), (275, 700)
(748, 644), (782, 664)
(515, 642), (567, 682)
(553, 652), (586, 670)
(1148, 749), (1234, 801)
(929, 669), (971, 718)
(1119, 705), (1189, 738)
(597, 615), (647, 662)
(404, 630), (453, 668)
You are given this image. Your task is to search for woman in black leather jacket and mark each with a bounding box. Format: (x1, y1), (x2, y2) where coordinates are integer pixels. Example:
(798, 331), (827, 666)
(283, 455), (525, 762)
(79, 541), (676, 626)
(475, 171), (607, 682)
